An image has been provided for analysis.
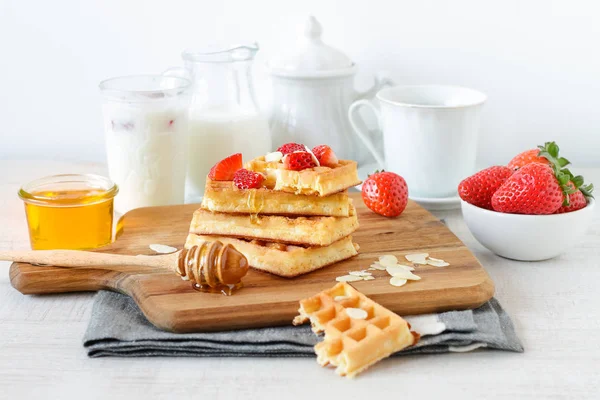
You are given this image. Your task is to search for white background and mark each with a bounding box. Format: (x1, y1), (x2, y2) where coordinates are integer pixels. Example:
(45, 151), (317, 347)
(1, 0), (599, 166)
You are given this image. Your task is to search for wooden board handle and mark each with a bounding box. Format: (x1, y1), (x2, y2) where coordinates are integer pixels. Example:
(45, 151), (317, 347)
(0, 250), (177, 272)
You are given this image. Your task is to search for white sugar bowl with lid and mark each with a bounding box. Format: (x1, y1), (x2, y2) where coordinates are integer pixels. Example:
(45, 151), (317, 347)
(268, 16), (392, 163)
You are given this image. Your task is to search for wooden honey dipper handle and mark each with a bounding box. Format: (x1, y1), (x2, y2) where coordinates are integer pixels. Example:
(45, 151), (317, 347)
(0, 241), (249, 287)
(0, 249), (179, 271)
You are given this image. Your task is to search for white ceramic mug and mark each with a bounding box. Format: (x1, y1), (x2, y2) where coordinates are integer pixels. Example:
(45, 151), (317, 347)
(349, 85), (487, 198)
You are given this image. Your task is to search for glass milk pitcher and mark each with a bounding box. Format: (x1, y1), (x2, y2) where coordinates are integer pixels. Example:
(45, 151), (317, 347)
(166, 43), (271, 202)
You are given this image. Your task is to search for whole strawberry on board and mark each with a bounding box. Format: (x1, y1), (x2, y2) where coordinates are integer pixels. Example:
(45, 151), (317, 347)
(492, 142), (593, 214)
(458, 166), (513, 210)
(362, 171), (408, 218)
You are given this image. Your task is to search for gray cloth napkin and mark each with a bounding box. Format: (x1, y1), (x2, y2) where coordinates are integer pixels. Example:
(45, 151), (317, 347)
(83, 291), (523, 357)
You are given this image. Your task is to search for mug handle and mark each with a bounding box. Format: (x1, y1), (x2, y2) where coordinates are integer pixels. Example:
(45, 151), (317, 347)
(348, 99), (386, 169)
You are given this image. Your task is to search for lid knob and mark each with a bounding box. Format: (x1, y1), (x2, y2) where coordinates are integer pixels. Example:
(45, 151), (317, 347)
(268, 16), (355, 77)
(304, 16), (323, 41)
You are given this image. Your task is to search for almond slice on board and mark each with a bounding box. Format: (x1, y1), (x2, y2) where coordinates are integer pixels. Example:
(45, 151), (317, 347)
(369, 263), (387, 271)
(149, 244), (178, 254)
(336, 275), (363, 282)
(427, 259), (450, 267)
(405, 253), (429, 262)
(386, 267), (421, 280)
(378, 255), (399, 267)
(390, 277), (408, 287)
(349, 271), (372, 277)
(363, 276), (375, 281)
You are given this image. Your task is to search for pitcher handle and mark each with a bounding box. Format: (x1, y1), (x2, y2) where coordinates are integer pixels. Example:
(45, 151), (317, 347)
(348, 99), (386, 169)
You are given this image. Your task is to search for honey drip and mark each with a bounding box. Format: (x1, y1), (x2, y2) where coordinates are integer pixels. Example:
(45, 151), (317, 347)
(246, 190), (265, 225)
(175, 240), (249, 296)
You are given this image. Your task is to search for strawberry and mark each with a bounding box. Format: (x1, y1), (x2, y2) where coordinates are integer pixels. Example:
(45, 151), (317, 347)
(507, 142), (567, 170)
(312, 145), (339, 167)
(458, 166), (514, 210)
(362, 171), (408, 218)
(508, 149), (550, 170)
(555, 189), (587, 213)
(233, 168), (264, 189)
(208, 153), (242, 181)
(491, 163), (565, 214)
(555, 179), (594, 213)
(277, 143), (306, 155)
(282, 151), (317, 171)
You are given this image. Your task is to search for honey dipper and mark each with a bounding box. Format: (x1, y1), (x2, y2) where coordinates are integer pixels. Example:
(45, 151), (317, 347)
(0, 240), (249, 294)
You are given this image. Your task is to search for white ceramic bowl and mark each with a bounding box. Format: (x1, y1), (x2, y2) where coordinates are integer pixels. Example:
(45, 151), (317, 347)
(461, 198), (595, 261)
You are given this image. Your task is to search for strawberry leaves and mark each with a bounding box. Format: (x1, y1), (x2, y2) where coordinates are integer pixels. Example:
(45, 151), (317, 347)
(536, 141), (594, 206)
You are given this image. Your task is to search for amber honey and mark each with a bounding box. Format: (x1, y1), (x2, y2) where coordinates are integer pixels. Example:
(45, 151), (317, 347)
(19, 174), (118, 250)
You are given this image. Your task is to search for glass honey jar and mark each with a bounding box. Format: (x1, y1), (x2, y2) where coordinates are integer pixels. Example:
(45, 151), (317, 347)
(18, 174), (118, 250)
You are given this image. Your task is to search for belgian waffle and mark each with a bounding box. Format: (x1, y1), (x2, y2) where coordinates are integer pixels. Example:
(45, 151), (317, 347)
(201, 179), (352, 217)
(245, 157), (361, 197)
(185, 234), (359, 278)
(190, 206), (358, 247)
(293, 282), (419, 378)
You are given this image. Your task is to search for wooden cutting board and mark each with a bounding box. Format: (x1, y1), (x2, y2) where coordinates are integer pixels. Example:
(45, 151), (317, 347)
(9, 193), (493, 333)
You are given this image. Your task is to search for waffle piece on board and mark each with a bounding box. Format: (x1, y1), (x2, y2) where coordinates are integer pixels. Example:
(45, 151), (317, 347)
(293, 282), (419, 378)
(201, 179), (352, 217)
(245, 157), (361, 197)
(186, 234), (359, 278)
(189, 206), (358, 247)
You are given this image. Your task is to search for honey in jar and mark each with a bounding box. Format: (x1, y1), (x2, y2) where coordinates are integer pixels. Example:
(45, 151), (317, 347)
(18, 174), (118, 250)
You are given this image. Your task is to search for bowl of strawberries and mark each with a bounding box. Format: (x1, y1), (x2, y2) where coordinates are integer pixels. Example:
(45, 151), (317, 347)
(459, 142), (595, 261)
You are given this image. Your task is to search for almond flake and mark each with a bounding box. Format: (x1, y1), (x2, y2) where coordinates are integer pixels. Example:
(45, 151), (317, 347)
(386, 267), (421, 280)
(304, 145), (321, 167)
(428, 257), (445, 262)
(349, 271), (372, 277)
(363, 276), (375, 281)
(346, 308), (368, 320)
(149, 244), (178, 254)
(387, 264), (415, 272)
(412, 259), (429, 265)
(265, 151), (284, 162)
(336, 275), (363, 282)
(378, 255), (399, 266)
(427, 259), (450, 267)
(334, 295), (350, 301)
(369, 263), (387, 271)
(389, 277), (408, 287)
(405, 253), (429, 262)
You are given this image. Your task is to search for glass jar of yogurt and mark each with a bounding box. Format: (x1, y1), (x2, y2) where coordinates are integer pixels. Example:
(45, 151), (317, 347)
(99, 75), (191, 214)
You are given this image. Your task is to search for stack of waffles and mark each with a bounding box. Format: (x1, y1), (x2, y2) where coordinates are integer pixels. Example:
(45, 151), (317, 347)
(185, 145), (362, 277)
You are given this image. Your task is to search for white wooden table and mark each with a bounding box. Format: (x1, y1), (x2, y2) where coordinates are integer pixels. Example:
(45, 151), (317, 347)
(1, 160), (599, 399)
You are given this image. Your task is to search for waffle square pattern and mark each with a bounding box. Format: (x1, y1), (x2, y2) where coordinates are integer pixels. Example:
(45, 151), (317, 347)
(293, 282), (419, 378)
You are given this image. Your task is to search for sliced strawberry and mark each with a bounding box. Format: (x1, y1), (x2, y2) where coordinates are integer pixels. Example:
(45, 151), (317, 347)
(282, 151), (317, 171)
(208, 153), (242, 181)
(233, 168), (264, 189)
(277, 143), (306, 155)
(312, 145), (339, 167)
